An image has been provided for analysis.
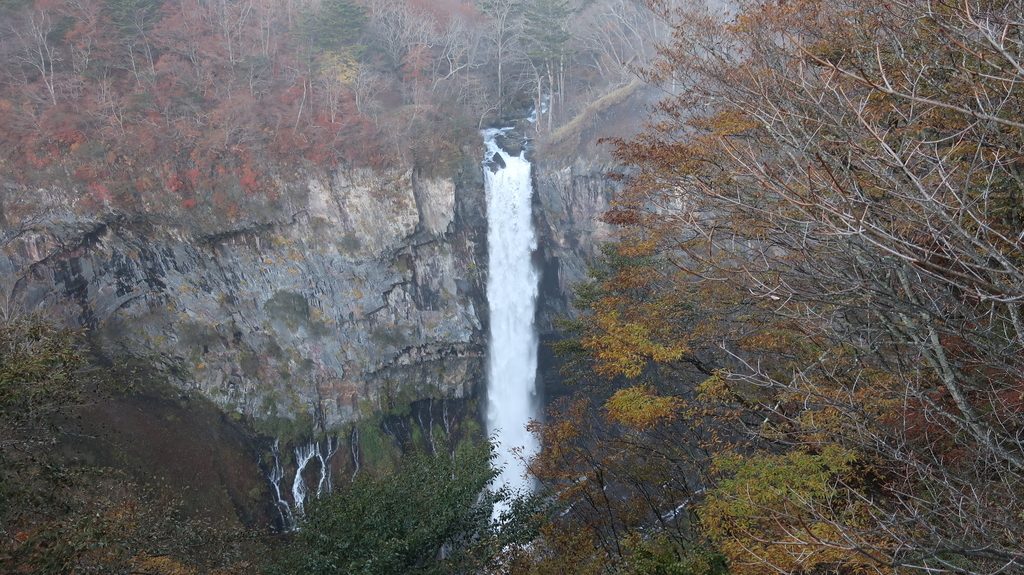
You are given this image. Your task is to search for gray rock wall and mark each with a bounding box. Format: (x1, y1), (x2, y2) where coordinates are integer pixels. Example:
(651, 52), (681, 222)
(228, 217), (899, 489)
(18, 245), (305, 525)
(0, 145), (619, 432)
(533, 156), (620, 334)
(0, 165), (488, 430)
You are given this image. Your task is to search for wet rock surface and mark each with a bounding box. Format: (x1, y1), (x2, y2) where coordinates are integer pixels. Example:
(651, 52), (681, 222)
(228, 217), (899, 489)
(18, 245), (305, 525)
(1, 166), (488, 430)
(532, 155), (621, 334)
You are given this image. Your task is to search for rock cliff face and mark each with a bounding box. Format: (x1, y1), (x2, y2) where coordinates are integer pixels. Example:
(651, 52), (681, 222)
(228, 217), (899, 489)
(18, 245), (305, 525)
(532, 155), (620, 334)
(0, 162), (488, 430)
(0, 143), (619, 435)
(0, 132), (623, 531)
(530, 153), (622, 405)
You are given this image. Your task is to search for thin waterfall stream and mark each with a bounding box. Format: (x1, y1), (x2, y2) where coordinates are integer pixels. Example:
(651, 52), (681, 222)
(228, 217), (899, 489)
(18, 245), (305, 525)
(483, 127), (540, 504)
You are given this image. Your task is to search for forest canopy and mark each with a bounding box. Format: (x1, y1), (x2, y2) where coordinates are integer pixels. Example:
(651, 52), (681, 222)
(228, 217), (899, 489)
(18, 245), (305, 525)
(0, 0), (658, 221)
(520, 0), (1024, 574)
(7, 0), (1024, 573)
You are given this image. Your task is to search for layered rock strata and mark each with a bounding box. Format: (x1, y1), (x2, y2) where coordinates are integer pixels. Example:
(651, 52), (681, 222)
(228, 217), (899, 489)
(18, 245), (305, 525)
(0, 165), (488, 429)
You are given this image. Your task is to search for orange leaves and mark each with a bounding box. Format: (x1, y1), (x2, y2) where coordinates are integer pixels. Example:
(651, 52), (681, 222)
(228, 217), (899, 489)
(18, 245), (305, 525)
(691, 107), (760, 137)
(605, 232), (649, 255)
(525, 393), (708, 574)
(547, 0), (1024, 572)
(520, 524), (607, 575)
(401, 44), (434, 84)
(526, 398), (587, 480)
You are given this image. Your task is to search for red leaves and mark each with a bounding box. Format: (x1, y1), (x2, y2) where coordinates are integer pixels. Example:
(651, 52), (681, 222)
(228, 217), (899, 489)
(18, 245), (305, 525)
(89, 182), (111, 203)
(238, 165), (261, 194)
(166, 173), (184, 193)
(0, 0), (398, 215)
(401, 44), (433, 84)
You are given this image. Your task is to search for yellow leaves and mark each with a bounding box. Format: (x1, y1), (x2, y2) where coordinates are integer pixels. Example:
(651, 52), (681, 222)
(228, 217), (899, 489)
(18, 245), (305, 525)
(129, 553), (198, 575)
(604, 386), (682, 430)
(576, 253), (699, 379)
(583, 308), (690, 378)
(693, 108), (760, 137)
(319, 50), (360, 86)
(736, 328), (804, 355)
(520, 522), (606, 575)
(615, 236), (658, 258)
(695, 373), (733, 403)
(702, 447), (889, 575)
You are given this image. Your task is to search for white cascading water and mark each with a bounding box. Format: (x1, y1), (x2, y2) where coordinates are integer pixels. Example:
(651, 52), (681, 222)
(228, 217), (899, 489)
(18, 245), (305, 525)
(266, 437), (339, 528)
(483, 127), (540, 506)
(291, 436), (339, 515)
(267, 440), (295, 529)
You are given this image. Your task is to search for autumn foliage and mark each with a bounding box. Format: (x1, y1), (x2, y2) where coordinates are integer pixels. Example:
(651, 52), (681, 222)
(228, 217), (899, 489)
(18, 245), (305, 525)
(524, 0), (1024, 574)
(0, 0), (498, 219)
(0, 0), (661, 222)
(0, 316), (261, 574)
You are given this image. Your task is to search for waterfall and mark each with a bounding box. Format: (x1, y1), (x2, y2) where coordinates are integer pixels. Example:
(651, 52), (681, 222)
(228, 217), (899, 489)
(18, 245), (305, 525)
(483, 128), (540, 505)
(265, 436), (339, 528)
(268, 439), (295, 529)
(292, 437), (339, 515)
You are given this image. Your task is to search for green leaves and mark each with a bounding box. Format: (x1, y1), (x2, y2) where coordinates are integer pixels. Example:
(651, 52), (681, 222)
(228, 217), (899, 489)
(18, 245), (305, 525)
(297, 0), (367, 53)
(275, 439), (537, 575)
(104, 0), (161, 37)
(520, 0), (576, 63)
(0, 316), (88, 444)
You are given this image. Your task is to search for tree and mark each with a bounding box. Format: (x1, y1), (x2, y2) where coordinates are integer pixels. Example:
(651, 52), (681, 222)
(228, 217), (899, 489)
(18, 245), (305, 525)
(551, 0), (1024, 573)
(296, 0), (367, 53)
(0, 315), (260, 574)
(520, 0), (577, 130)
(476, 0), (526, 117)
(106, 0), (161, 37)
(271, 438), (539, 575)
(570, 0), (661, 85)
(518, 393), (726, 575)
(106, 0), (162, 87)
(0, 315), (88, 456)
(515, 241), (740, 575)
(11, 9), (63, 106)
